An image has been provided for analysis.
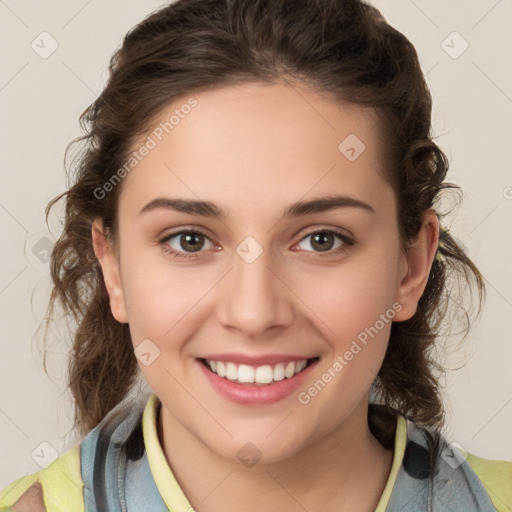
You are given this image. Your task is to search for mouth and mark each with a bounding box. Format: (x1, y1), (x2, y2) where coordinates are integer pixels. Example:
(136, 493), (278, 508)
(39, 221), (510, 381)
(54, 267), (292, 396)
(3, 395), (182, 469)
(199, 357), (320, 386)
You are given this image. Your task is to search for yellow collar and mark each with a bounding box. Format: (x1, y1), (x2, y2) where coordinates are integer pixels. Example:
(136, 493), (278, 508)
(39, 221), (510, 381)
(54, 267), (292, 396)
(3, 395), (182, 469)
(142, 392), (407, 511)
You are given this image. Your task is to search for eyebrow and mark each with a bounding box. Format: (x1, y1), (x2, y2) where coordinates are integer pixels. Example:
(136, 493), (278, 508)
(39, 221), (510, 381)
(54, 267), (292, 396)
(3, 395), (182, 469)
(138, 194), (375, 219)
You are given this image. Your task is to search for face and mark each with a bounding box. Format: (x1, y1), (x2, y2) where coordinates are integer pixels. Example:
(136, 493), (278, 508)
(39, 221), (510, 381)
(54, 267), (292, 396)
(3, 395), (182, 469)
(94, 80), (437, 464)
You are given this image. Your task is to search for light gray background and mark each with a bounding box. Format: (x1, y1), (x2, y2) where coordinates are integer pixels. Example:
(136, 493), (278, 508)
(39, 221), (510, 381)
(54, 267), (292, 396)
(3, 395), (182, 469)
(0, 0), (511, 487)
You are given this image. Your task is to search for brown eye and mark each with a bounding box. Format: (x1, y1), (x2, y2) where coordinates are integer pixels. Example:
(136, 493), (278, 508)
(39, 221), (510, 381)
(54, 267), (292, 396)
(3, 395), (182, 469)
(296, 229), (354, 256)
(160, 230), (215, 258)
(310, 232), (336, 252)
(177, 232), (206, 252)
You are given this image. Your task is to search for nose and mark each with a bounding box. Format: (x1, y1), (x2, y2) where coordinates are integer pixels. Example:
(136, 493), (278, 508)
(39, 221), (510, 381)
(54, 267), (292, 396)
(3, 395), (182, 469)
(217, 247), (294, 338)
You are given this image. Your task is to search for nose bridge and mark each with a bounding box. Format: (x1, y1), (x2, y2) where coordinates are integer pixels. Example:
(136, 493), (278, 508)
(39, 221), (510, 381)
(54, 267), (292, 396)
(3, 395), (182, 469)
(217, 239), (293, 336)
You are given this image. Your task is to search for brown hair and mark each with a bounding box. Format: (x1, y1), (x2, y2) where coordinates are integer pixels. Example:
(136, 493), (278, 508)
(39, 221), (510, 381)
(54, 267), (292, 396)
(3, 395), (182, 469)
(44, 0), (485, 436)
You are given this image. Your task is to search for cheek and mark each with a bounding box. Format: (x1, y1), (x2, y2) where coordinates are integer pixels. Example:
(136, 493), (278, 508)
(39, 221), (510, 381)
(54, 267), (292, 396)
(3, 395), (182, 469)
(290, 266), (398, 419)
(288, 248), (400, 400)
(291, 253), (399, 344)
(122, 264), (204, 341)
(121, 230), (401, 359)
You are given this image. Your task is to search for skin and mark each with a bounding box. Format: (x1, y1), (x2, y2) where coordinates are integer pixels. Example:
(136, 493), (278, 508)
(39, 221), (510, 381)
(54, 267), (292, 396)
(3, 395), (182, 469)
(92, 79), (439, 512)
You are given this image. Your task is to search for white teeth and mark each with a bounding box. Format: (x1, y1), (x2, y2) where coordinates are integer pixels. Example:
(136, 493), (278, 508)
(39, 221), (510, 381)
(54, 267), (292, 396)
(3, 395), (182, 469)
(255, 365), (274, 384)
(238, 364), (255, 383)
(284, 362), (296, 379)
(295, 360), (307, 373)
(226, 362), (238, 381)
(205, 358), (311, 384)
(273, 363), (285, 381)
(216, 361), (226, 378)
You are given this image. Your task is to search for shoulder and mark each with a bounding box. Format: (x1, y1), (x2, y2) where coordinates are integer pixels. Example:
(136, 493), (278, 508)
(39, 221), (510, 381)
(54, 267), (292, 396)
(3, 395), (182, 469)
(0, 445), (84, 512)
(383, 411), (511, 511)
(424, 428), (512, 511)
(466, 452), (512, 512)
(9, 482), (45, 512)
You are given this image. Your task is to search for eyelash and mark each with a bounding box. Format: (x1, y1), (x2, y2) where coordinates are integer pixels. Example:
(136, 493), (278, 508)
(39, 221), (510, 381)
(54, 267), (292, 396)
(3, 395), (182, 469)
(158, 227), (354, 260)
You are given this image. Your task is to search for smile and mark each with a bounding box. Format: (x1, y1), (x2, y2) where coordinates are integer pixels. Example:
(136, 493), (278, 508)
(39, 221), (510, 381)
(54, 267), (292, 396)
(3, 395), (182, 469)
(200, 357), (319, 386)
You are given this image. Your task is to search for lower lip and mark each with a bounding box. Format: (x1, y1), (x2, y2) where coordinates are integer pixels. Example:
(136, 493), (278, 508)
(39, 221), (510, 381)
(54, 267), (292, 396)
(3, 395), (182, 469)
(197, 359), (318, 405)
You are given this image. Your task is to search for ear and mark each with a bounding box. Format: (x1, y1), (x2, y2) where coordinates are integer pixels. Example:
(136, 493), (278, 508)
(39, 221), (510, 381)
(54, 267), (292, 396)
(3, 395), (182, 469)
(393, 209), (440, 322)
(91, 218), (128, 324)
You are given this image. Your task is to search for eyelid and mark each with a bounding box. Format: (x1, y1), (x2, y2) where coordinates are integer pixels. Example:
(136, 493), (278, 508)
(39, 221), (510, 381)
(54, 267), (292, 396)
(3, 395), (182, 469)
(298, 225), (354, 241)
(158, 225), (355, 259)
(158, 227), (218, 258)
(293, 227), (355, 256)
(158, 225), (216, 245)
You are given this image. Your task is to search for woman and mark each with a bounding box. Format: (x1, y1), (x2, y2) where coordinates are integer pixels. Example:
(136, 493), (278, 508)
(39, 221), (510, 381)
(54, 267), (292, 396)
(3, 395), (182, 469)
(1, 0), (510, 510)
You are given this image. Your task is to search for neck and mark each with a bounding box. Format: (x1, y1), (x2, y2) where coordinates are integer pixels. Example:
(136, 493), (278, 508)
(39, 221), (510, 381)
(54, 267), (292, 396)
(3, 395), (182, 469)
(158, 397), (394, 512)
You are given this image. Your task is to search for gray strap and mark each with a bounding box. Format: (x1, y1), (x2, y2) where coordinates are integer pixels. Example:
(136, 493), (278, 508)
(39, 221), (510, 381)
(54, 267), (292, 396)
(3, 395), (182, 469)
(81, 402), (169, 512)
(80, 402), (497, 511)
(385, 420), (497, 511)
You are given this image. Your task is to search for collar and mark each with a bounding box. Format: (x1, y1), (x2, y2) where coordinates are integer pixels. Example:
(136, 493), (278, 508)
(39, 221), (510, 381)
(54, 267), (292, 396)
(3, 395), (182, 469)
(142, 392), (408, 511)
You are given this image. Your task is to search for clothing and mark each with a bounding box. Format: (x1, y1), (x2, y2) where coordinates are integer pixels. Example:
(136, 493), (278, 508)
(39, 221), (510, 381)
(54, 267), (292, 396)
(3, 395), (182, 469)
(0, 393), (510, 511)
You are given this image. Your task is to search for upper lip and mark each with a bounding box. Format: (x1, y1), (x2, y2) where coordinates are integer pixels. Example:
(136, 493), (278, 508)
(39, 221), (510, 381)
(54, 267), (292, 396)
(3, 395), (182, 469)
(199, 353), (318, 366)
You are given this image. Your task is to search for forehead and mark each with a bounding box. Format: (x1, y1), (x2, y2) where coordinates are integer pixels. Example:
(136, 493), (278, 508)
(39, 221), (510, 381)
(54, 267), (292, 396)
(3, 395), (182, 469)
(118, 80), (393, 221)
